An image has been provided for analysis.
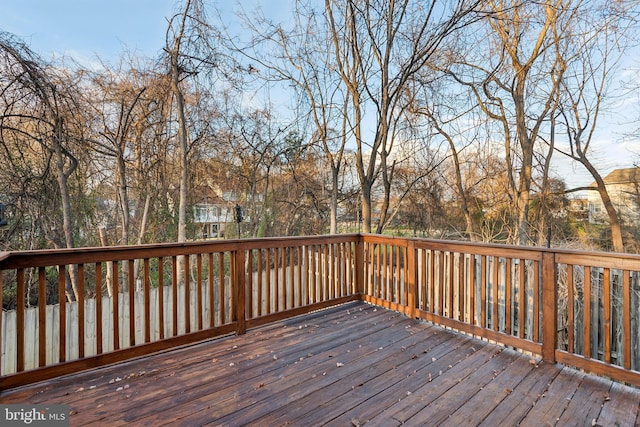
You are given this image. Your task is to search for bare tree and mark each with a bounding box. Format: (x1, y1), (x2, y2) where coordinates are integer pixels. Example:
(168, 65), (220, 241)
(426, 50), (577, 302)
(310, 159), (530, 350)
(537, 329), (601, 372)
(325, 0), (481, 233)
(444, 1), (579, 245)
(0, 32), (83, 300)
(231, 1), (351, 234)
(164, 0), (220, 243)
(552, 1), (640, 252)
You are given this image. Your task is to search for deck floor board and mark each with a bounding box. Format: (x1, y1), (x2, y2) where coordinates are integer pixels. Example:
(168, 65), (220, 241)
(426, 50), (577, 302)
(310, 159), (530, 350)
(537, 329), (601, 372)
(1, 301), (638, 426)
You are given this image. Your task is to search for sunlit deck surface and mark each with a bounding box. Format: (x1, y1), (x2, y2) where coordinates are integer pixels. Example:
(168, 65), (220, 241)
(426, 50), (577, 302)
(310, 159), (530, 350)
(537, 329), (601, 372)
(1, 301), (639, 426)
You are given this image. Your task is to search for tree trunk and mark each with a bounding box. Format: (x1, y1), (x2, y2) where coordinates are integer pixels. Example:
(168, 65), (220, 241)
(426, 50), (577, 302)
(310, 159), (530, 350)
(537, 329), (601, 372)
(581, 159), (624, 252)
(330, 166), (338, 234)
(53, 124), (79, 302)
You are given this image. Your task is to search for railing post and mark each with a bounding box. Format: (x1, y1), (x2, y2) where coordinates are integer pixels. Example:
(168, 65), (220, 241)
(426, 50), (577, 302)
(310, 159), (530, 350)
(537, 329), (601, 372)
(541, 251), (557, 363)
(406, 241), (417, 318)
(355, 236), (365, 298)
(234, 249), (246, 335)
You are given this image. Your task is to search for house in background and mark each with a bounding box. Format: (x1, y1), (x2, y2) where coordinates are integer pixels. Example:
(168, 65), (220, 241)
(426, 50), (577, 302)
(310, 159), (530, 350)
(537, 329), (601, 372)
(194, 199), (231, 239)
(587, 167), (640, 224)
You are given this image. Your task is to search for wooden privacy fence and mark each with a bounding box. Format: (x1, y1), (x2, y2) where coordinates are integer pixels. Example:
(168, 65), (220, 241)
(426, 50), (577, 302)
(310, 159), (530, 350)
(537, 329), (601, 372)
(1, 234), (640, 390)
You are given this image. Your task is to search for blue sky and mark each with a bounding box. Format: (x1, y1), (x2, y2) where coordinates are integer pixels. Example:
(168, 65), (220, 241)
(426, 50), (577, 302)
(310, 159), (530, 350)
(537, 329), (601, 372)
(1, 1), (181, 64)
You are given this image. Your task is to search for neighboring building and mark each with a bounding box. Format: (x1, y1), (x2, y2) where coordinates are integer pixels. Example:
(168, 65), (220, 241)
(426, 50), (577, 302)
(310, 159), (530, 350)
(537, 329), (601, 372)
(567, 196), (589, 222)
(193, 196), (253, 240)
(586, 167), (640, 224)
(194, 202), (230, 239)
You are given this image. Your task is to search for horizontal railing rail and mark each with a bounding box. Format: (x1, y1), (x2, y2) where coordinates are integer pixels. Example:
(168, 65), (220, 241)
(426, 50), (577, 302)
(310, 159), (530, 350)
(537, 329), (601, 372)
(1, 233), (639, 390)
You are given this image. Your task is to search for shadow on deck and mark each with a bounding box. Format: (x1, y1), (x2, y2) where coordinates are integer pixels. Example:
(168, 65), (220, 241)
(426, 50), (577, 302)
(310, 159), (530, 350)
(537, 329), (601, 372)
(1, 301), (639, 426)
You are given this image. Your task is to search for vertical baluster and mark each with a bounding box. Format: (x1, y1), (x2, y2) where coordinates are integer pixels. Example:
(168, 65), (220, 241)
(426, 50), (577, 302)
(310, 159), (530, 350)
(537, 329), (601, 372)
(196, 254), (203, 331)
(429, 250), (435, 313)
(404, 246), (409, 306)
(324, 244), (330, 301)
(310, 245), (318, 302)
(505, 258), (512, 335)
(257, 249), (264, 314)
(584, 266), (591, 359)
(171, 256), (178, 337)
(305, 246), (311, 304)
(274, 248), (280, 311)
(480, 256), (487, 329)
(421, 249), (427, 311)
(247, 250), (254, 318)
(158, 258), (165, 340)
(144, 259), (151, 343)
(219, 252), (225, 323)
(469, 255), (476, 325)
(207, 253), (214, 327)
(58, 265), (66, 362)
(519, 259), (526, 339)
(623, 270), (631, 369)
(458, 253), (465, 321)
(265, 249), (271, 314)
(567, 264), (574, 353)
(533, 260), (540, 342)
(283, 247), (289, 308)
(184, 255), (190, 334)
(128, 260), (135, 347)
(112, 262), (119, 350)
(603, 267), (611, 364)
(370, 243), (376, 297)
(95, 262), (103, 354)
(493, 257), (499, 331)
(447, 251), (455, 319)
(38, 267), (46, 367)
(437, 252), (444, 316)
(289, 247), (294, 308)
(16, 268), (25, 371)
(297, 246), (303, 305)
(78, 264), (85, 358)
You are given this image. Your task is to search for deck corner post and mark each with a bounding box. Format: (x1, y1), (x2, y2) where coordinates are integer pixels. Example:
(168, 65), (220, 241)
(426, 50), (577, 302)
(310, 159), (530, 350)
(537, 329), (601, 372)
(355, 236), (365, 299)
(541, 251), (557, 363)
(234, 249), (246, 336)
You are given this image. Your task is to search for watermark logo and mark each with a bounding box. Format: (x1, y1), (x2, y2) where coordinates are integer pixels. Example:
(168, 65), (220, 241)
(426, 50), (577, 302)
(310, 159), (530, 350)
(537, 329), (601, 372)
(1, 405), (69, 426)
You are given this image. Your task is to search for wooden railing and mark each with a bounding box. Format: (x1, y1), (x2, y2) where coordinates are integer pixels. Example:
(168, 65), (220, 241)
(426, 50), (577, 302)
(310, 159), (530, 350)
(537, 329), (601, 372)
(1, 234), (639, 390)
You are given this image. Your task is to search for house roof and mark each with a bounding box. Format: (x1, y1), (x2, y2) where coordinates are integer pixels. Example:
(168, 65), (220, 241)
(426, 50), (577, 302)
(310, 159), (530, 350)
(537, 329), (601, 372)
(589, 167), (640, 187)
(602, 167), (640, 184)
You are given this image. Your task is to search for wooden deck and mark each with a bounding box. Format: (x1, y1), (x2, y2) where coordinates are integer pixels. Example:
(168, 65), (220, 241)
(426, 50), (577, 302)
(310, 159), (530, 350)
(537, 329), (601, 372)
(1, 301), (639, 426)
